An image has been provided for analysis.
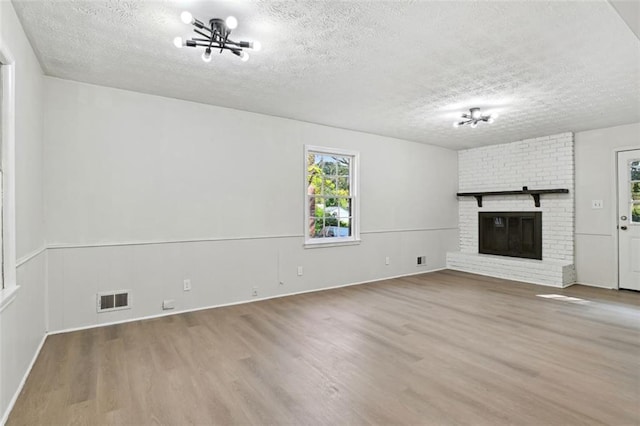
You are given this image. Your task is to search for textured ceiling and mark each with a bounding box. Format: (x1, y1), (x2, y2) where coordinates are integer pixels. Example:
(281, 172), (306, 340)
(12, 0), (640, 149)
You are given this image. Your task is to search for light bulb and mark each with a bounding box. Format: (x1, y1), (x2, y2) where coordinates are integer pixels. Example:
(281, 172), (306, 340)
(251, 41), (262, 51)
(226, 16), (238, 29)
(470, 108), (481, 120)
(181, 11), (194, 24)
(453, 122), (460, 128)
(487, 117), (495, 124)
(202, 50), (212, 63)
(224, 16), (238, 30)
(173, 36), (183, 48)
(470, 122), (478, 128)
(240, 51), (249, 62)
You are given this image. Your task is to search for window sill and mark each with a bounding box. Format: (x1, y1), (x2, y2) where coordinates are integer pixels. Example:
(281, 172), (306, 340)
(304, 239), (361, 249)
(0, 285), (20, 314)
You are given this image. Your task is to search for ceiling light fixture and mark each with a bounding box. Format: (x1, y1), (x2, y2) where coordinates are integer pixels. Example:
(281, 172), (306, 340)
(453, 108), (497, 128)
(175, 11), (261, 63)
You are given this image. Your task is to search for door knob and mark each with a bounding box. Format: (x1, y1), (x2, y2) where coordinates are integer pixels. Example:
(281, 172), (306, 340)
(621, 226), (628, 230)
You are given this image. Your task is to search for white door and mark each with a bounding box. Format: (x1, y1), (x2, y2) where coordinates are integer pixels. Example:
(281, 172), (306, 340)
(618, 149), (640, 290)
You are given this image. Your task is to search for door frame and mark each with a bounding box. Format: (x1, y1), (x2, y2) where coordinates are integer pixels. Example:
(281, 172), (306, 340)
(0, 35), (17, 300)
(614, 146), (640, 290)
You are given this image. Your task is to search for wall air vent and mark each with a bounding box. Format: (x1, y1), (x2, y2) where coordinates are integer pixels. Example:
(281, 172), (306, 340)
(97, 290), (131, 313)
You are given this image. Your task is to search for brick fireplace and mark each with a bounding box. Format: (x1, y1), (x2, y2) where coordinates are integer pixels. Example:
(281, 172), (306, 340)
(447, 132), (576, 287)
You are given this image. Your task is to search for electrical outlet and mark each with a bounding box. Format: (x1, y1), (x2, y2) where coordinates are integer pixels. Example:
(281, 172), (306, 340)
(417, 256), (426, 266)
(297, 266), (303, 276)
(183, 279), (191, 291)
(591, 200), (603, 209)
(385, 256), (390, 265)
(252, 287), (258, 297)
(163, 299), (175, 310)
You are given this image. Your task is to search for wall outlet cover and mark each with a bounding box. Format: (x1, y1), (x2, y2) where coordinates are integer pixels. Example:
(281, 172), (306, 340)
(163, 299), (175, 310)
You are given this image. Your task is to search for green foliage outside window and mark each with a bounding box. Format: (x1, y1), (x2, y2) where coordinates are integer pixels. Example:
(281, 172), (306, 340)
(307, 153), (352, 237)
(631, 161), (640, 181)
(632, 204), (640, 223)
(632, 182), (640, 201)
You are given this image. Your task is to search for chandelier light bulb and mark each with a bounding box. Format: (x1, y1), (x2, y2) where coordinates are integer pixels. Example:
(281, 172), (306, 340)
(226, 16), (238, 30)
(251, 41), (262, 51)
(202, 49), (212, 63)
(487, 117), (495, 124)
(470, 122), (478, 128)
(173, 36), (183, 48)
(181, 11), (194, 24)
(470, 108), (481, 120)
(453, 122), (460, 128)
(240, 51), (249, 62)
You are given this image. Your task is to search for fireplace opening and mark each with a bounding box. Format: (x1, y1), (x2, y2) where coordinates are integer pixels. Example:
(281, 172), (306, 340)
(479, 212), (542, 260)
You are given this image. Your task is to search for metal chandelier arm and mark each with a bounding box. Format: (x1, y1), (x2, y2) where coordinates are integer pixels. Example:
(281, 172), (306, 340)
(453, 107), (498, 128)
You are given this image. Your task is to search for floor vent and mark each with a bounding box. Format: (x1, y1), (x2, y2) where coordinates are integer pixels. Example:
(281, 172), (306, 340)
(97, 290), (131, 313)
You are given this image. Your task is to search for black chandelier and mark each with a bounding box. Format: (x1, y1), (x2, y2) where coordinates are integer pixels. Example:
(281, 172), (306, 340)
(453, 108), (497, 128)
(174, 11), (261, 63)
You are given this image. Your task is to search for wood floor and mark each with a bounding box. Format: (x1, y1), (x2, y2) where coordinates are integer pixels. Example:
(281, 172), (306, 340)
(8, 270), (640, 425)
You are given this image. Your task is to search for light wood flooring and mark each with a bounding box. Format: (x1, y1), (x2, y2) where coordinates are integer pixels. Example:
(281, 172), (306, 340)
(8, 270), (640, 425)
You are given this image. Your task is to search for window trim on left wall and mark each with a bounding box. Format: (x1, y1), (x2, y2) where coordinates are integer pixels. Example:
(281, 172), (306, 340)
(0, 37), (20, 312)
(304, 145), (361, 247)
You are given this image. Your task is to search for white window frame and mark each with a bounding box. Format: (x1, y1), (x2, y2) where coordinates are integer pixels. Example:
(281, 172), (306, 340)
(304, 145), (360, 247)
(0, 37), (19, 312)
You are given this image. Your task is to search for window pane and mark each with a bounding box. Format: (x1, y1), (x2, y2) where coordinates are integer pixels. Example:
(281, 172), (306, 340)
(322, 157), (338, 175)
(633, 204), (640, 223)
(337, 160), (350, 176)
(323, 178), (337, 195)
(339, 215), (351, 229)
(309, 197), (325, 218)
(338, 176), (350, 196)
(631, 204), (640, 223)
(632, 182), (640, 201)
(309, 218), (324, 238)
(325, 197), (339, 208)
(631, 161), (640, 181)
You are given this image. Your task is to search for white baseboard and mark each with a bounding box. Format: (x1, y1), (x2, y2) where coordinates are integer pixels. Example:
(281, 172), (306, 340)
(1, 333), (47, 426)
(575, 281), (617, 290)
(49, 267), (446, 336)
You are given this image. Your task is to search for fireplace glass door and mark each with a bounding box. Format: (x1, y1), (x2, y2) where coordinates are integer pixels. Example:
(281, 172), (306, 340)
(479, 212), (542, 260)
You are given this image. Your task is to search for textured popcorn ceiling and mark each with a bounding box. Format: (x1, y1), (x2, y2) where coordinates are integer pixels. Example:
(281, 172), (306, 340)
(12, 0), (640, 149)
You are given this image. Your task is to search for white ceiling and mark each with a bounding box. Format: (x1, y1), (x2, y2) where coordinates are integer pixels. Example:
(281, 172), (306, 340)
(12, 0), (640, 149)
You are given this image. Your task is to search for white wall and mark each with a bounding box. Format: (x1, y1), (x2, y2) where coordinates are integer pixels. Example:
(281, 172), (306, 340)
(574, 122), (640, 288)
(43, 77), (459, 331)
(0, 1), (46, 422)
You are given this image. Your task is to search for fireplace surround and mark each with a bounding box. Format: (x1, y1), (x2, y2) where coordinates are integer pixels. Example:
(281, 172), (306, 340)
(446, 132), (576, 288)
